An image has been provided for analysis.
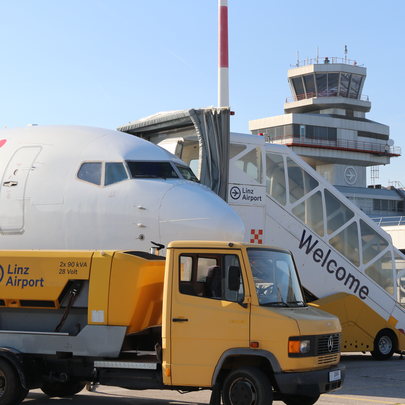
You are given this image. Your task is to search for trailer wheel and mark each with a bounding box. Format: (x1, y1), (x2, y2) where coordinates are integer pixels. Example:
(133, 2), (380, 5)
(222, 366), (273, 405)
(41, 380), (86, 397)
(282, 394), (320, 405)
(371, 330), (396, 360)
(0, 358), (21, 405)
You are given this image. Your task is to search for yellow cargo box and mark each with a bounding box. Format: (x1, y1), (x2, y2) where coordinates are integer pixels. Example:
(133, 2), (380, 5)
(0, 251), (92, 309)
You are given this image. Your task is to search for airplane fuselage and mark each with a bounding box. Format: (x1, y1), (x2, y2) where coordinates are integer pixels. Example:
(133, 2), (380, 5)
(0, 125), (244, 250)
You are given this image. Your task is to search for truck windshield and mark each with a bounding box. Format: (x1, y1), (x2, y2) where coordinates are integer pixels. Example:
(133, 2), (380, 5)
(247, 248), (305, 307)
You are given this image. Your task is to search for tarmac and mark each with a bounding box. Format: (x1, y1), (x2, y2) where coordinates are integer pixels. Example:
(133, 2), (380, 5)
(21, 352), (405, 405)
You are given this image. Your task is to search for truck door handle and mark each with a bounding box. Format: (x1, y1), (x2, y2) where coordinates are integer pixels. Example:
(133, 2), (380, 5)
(172, 318), (188, 322)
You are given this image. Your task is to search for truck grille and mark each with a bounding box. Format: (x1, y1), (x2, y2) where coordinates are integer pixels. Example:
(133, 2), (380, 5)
(317, 353), (339, 365)
(316, 333), (341, 356)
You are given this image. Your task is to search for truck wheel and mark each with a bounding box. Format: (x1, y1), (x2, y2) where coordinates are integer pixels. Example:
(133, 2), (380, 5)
(41, 380), (86, 397)
(222, 366), (273, 405)
(12, 388), (28, 405)
(0, 358), (21, 405)
(282, 394), (320, 405)
(371, 330), (396, 360)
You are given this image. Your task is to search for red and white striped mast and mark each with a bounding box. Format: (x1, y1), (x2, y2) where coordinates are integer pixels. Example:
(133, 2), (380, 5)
(218, 0), (229, 107)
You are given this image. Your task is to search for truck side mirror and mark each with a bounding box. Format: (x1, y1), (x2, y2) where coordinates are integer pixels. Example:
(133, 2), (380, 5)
(228, 266), (241, 291)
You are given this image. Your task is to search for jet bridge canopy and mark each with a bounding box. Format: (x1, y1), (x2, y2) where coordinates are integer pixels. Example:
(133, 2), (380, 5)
(117, 107), (231, 201)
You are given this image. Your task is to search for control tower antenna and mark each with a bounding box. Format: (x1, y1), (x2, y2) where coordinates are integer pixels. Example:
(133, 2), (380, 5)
(218, 0), (229, 107)
(344, 45), (348, 64)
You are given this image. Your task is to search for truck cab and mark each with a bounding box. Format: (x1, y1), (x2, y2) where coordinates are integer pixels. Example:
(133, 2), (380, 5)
(162, 241), (343, 404)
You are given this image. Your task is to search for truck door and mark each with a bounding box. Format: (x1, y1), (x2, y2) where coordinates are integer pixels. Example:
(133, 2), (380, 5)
(169, 249), (250, 387)
(0, 146), (41, 232)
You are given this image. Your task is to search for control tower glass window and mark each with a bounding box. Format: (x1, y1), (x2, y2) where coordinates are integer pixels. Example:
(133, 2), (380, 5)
(292, 77), (305, 99)
(290, 72), (364, 100)
(340, 73), (350, 97)
(316, 74), (327, 96)
(350, 75), (363, 99)
(303, 74), (315, 97)
(328, 73), (339, 96)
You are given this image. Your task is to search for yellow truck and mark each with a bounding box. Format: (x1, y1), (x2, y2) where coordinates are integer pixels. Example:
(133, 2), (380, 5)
(0, 241), (344, 405)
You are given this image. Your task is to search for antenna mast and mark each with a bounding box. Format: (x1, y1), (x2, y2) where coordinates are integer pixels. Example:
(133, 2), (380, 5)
(218, 0), (229, 107)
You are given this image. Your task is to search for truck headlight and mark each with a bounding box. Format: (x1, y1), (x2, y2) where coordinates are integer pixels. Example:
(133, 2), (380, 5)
(288, 338), (311, 355)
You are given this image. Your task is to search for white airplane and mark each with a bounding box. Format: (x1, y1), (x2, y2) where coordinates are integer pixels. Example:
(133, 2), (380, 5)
(0, 125), (244, 251)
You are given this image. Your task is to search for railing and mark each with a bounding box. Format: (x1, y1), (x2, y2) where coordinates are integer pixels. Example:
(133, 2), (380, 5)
(372, 216), (405, 227)
(389, 180), (405, 190)
(267, 135), (401, 156)
(294, 56), (359, 68)
(286, 91), (369, 103)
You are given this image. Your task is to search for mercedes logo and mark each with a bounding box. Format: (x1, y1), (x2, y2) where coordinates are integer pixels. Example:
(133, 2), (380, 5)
(328, 336), (334, 353)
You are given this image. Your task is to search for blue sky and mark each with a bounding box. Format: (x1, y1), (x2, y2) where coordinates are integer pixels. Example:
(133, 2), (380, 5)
(1, 1), (404, 186)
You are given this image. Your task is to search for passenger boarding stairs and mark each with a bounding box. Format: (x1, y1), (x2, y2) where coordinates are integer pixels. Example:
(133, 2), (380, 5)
(250, 140), (405, 354)
(225, 133), (405, 355)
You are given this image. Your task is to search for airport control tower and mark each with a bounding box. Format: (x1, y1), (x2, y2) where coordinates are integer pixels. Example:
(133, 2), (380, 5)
(249, 55), (403, 217)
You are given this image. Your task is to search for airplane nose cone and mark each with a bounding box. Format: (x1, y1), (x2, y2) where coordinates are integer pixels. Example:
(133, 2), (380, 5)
(159, 182), (245, 244)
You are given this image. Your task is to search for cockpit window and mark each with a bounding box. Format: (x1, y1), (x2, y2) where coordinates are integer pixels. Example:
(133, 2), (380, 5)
(77, 162), (102, 186)
(77, 161), (194, 186)
(105, 162), (128, 186)
(175, 164), (199, 182)
(126, 161), (179, 179)
(77, 161), (128, 187)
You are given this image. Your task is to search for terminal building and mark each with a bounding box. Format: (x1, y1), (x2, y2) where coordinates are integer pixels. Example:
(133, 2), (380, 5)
(249, 56), (403, 219)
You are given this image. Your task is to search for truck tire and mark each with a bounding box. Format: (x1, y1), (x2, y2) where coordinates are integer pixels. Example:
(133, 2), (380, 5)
(282, 394), (320, 405)
(0, 358), (21, 405)
(41, 380), (86, 397)
(371, 330), (396, 360)
(12, 388), (28, 405)
(222, 366), (273, 405)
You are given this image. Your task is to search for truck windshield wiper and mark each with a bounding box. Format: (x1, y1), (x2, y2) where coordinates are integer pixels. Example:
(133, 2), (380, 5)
(261, 301), (289, 307)
(287, 300), (305, 306)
